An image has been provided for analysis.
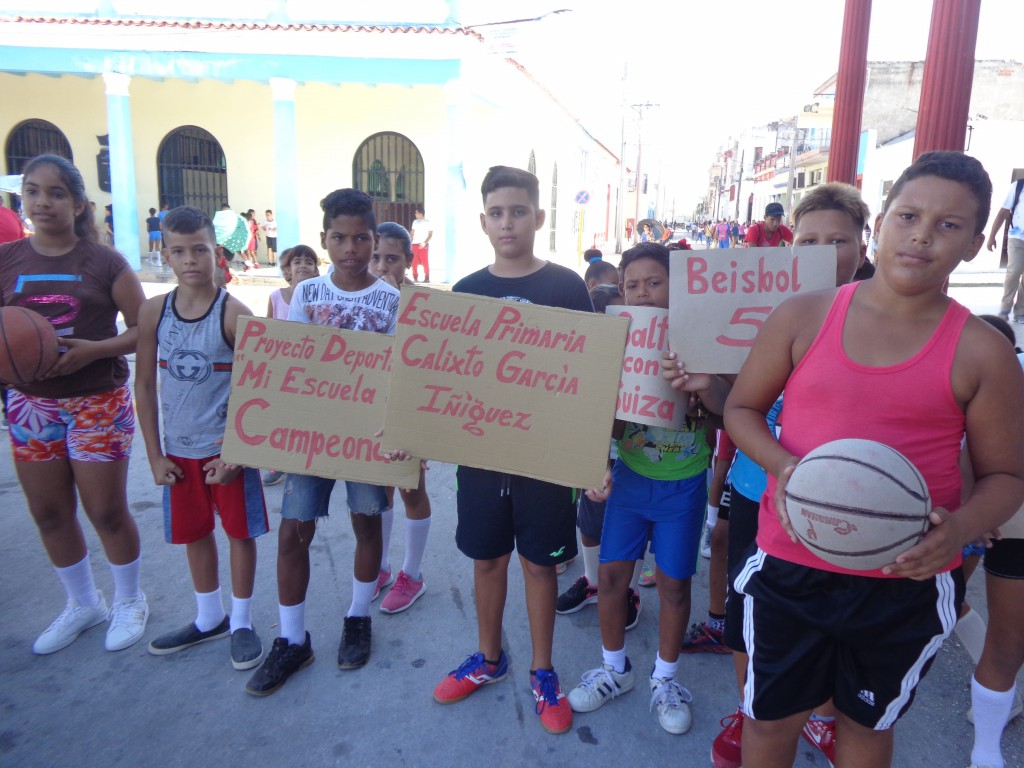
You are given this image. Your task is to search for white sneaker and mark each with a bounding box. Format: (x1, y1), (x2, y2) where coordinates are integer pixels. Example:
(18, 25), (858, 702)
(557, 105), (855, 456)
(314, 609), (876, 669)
(105, 593), (149, 651)
(33, 594), (108, 655)
(700, 523), (713, 559)
(650, 676), (693, 734)
(568, 661), (635, 713)
(967, 688), (1024, 725)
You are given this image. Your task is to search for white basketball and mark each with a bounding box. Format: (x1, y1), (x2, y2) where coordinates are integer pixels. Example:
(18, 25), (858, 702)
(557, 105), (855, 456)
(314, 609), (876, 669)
(784, 439), (931, 571)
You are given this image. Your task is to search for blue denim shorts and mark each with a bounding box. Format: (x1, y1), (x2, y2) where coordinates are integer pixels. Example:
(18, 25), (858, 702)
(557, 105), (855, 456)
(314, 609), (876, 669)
(280, 473), (388, 521)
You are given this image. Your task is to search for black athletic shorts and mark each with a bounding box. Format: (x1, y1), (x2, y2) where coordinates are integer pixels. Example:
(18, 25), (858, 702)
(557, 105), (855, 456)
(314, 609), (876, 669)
(576, 493), (606, 542)
(734, 549), (964, 728)
(985, 537), (1024, 580)
(717, 482), (732, 522)
(725, 488), (761, 651)
(455, 466), (578, 566)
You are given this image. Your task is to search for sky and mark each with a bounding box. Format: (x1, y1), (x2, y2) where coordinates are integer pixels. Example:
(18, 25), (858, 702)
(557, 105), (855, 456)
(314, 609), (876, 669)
(461, 0), (1024, 210)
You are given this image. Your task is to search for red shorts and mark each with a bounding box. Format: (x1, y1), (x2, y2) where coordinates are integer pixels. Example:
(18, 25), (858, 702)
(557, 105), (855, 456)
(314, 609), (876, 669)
(162, 455), (269, 544)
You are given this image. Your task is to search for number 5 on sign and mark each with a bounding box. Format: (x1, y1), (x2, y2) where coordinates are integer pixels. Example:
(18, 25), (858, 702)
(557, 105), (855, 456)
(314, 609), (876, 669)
(668, 246), (836, 374)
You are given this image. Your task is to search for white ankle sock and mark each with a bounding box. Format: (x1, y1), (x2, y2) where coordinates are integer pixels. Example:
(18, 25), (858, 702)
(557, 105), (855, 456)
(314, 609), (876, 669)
(194, 588), (225, 632)
(379, 507), (394, 571)
(582, 544), (600, 587)
(230, 595), (252, 633)
(652, 652), (678, 681)
(956, 608), (987, 664)
(347, 577), (376, 618)
(401, 517), (431, 581)
(971, 676), (1012, 768)
(55, 554), (101, 608)
(108, 555), (143, 603)
(602, 645), (627, 674)
(279, 602), (306, 646)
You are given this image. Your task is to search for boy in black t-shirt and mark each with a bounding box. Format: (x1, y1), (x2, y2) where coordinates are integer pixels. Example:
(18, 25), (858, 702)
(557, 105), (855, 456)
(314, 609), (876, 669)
(432, 166), (592, 735)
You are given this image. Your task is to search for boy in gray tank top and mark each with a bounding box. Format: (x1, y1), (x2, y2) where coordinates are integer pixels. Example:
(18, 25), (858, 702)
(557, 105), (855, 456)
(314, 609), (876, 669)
(135, 206), (269, 672)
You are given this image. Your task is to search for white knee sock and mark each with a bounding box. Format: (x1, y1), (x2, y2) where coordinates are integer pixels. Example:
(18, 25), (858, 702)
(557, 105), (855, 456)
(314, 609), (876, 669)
(379, 507), (394, 572)
(55, 554), (101, 608)
(230, 595), (252, 633)
(194, 587), (225, 632)
(108, 555), (143, 603)
(582, 543), (601, 587)
(971, 675), (1013, 768)
(279, 602), (306, 646)
(401, 517), (431, 580)
(347, 577), (376, 618)
(956, 607), (987, 664)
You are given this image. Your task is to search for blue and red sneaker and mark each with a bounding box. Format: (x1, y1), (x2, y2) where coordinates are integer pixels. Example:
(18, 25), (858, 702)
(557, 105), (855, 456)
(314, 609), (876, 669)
(531, 668), (573, 734)
(433, 651), (508, 704)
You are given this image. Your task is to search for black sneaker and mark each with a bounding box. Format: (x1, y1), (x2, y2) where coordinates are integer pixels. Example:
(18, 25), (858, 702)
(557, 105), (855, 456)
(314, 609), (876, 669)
(556, 575), (598, 615)
(148, 615), (230, 655)
(245, 633), (314, 696)
(230, 627), (264, 670)
(625, 588), (641, 632)
(337, 616), (372, 669)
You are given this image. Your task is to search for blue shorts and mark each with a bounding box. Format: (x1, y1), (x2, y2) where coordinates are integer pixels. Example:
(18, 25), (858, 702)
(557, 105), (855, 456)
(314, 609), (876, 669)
(280, 473), (388, 521)
(600, 460), (707, 580)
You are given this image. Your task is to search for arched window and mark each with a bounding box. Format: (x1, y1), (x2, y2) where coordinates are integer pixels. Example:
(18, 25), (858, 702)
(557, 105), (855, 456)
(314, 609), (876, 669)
(353, 132), (425, 228)
(5, 119), (73, 175)
(549, 162), (558, 252)
(157, 126), (228, 216)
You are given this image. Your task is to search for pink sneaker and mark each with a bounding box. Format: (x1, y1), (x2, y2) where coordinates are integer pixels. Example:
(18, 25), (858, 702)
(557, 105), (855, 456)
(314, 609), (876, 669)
(372, 568), (393, 602)
(802, 717), (836, 766)
(380, 570), (426, 614)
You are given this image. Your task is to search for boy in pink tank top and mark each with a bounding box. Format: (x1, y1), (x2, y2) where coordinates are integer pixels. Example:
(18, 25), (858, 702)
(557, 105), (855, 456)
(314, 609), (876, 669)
(724, 152), (1024, 767)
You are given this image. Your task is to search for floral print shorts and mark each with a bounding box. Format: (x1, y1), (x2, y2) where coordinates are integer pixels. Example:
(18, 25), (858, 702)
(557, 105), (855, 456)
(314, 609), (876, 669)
(8, 383), (135, 463)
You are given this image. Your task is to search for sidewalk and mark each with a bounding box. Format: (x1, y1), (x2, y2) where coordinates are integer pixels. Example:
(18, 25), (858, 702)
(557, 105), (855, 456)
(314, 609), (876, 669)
(0, 276), (1020, 767)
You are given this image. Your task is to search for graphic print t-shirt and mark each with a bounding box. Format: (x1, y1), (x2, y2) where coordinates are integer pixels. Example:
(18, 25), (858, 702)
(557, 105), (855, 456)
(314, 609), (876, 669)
(288, 274), (399, 334)
(0, 237), (130, 397)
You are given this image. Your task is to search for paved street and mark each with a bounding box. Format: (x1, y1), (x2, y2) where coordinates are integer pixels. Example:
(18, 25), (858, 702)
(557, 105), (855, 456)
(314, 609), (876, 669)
(0, 274), (1021, 767)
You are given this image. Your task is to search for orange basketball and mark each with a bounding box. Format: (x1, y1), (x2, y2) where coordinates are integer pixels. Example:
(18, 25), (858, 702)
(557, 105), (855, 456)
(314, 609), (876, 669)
(0, 306), (60, 386)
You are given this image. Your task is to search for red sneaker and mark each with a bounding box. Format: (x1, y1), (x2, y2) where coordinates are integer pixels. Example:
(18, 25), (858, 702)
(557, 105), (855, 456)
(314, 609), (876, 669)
(531, 668), (573, 734)
(711, 708), (744, 768)
(433, 651), (508, 704)
(802, 717), (836, 766)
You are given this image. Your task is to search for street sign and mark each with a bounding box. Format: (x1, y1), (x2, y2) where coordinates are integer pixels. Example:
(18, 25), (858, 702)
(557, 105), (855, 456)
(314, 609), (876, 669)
(575, 190), (590, 205)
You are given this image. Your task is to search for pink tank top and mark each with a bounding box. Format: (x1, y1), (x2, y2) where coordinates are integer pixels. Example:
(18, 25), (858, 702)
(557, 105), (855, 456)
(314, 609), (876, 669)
(758, 282), (969, 577)
(269, 288), (290, 320)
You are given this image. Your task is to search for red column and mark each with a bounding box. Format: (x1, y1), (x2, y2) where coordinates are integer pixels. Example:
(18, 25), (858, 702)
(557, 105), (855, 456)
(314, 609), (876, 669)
(827, 0), (872, 185)
(913, 0), (981, 157)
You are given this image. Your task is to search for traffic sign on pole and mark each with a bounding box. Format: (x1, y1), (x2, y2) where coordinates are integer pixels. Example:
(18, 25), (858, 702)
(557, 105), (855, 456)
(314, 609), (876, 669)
(575, 190), (590, 205)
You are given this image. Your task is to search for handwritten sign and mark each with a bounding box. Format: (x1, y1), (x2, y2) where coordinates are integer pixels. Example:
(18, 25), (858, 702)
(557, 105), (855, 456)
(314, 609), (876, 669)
(606, 305), (688, 429)
(668, 245), (836, 373)
(381, 286), (629, 488)
(221, 316), (420, 488)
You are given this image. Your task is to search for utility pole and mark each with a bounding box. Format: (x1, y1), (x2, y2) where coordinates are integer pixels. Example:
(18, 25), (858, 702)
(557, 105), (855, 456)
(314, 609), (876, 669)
(631, 102), (658, 240)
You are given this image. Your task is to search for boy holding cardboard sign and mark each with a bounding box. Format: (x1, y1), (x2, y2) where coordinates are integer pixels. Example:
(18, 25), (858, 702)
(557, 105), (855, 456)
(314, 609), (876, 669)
(244, 189), (400, 696)
(135, 206), (269, 671)
(431, 166), (592, 735)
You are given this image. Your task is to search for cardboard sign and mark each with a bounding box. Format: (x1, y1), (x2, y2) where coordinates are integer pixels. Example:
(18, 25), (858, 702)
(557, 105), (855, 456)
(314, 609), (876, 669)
(220, 316), (420, 488)
(606, 305), (689, 429)
(381, 286), (629, 488)
(668, 245), (836, 373)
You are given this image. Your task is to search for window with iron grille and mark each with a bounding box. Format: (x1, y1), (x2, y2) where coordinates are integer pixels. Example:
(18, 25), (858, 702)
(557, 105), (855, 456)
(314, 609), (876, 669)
(157, 126), (228, 217)
(5, 119), (73, 175)
(352, 132), (425, 231)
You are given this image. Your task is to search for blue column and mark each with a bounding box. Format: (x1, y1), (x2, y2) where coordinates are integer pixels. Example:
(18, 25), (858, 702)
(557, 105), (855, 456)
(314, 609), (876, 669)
(103, 71), (141, 269)
(270, 78), (299, 255)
